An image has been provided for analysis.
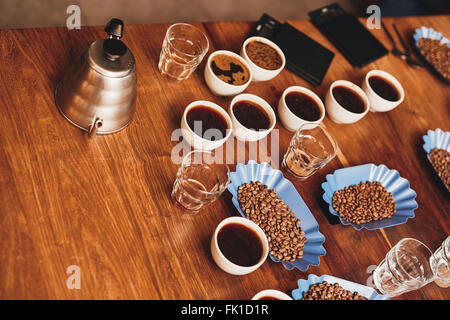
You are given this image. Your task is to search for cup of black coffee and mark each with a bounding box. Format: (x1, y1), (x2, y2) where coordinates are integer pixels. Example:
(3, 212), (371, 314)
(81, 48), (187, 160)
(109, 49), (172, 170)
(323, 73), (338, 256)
(325, 80), (370, 124)
(278, 86), (325, 131)
(362, 70), (405, 112)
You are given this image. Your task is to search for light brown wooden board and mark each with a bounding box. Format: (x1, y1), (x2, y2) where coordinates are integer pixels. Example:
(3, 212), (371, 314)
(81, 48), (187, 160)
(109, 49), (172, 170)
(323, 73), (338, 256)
(0, 16), (448, 299)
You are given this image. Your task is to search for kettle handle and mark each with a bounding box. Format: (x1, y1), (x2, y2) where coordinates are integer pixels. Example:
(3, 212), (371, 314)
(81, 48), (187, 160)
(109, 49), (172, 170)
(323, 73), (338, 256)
(88, 117), (103, 138)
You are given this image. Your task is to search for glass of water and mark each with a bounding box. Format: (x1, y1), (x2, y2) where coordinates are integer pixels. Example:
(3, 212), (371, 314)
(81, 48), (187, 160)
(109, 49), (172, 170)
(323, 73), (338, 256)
(172, 150), (230, 214)
(430, 236), (450, 288)
(282, 123), (338, 180)
(373, 238), (435, 297)
(158, 23), (209, 80)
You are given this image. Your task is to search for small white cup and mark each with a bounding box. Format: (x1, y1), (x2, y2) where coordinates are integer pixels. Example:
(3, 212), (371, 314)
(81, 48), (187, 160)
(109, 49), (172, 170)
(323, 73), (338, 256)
(240, 36), (286, 82)
(278, 86), (325, 132)
(251, 289), (293, 300)
(362, 70), (405, 112)
(204, 50), (252, 96)
(325, 80), (370, 124)
(211, 216), (269, 276)
(181, 100), (232, 151)
(229, 93), (276, 142)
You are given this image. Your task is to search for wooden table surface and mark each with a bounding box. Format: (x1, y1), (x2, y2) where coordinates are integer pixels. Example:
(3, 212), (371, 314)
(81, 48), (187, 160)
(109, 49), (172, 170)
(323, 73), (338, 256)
(0, 15), (449, 300)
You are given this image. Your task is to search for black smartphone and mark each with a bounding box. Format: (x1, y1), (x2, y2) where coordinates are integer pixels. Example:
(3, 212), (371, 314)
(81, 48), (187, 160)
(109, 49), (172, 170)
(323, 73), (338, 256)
(309, 3), (388, 67)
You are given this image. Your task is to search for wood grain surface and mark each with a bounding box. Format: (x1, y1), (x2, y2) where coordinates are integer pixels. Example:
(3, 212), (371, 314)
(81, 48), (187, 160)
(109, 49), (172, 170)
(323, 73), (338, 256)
(0, 15), (448, 300)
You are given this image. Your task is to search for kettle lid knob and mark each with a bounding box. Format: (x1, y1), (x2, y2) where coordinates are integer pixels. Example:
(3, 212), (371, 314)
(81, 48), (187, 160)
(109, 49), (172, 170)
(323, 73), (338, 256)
(103, 39), (127, 60)
(103, 18), (127, 61)
(85, 18), (135, 77)
(105, 18), (124, 39)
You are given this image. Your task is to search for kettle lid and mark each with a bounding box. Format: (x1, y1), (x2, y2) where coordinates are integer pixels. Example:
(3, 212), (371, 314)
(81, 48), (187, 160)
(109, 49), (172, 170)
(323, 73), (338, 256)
(86, 18), (135, 78)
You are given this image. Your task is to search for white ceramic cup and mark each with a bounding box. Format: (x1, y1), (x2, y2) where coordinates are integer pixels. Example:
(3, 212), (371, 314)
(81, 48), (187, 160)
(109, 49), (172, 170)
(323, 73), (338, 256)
(211, 216), (269, 276)
(181, 100), (232, 151)
(229, 93), (276, 142)
(362, 70), (405, 112)
(278, 86), (325, 131)
(240, 36), (286, 82)
(204, 50), (252, 96)
(325, 80), (370, 124)
(251, 289), (293, 300)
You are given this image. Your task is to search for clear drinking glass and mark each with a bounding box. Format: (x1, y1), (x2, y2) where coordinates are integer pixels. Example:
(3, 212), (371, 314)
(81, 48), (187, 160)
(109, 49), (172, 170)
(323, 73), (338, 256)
(373, 238), (435, 297)
(158, 23), (209, 80)
(171, 150), (230, 213)
(430, 236), (450, 288)
(282, 123), (338, 180)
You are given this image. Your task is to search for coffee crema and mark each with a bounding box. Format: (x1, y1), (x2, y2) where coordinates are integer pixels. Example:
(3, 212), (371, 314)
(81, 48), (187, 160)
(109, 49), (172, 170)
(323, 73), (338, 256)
(332, 86), (366, 114)
(210, 54), (250, 85)
(217, 223), (263, 267)
(232, 100), (271, 131)
(186, 105), (228, 140)
(285, 91), (322, 121)
(368, 75), (400, 102)
(245, 41), (282, 70)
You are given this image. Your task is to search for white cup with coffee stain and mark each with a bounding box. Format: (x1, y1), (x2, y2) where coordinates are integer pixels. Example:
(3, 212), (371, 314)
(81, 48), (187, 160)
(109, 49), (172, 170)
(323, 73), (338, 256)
(325, 80), (370, 124)
(204, 50), (252, 96)
(362, 70), (405, 112)
(240, 36), (286, 82)
(278, 86), (325, 132)
(251, 289), (293, 300)
(211, 216), (269, 275)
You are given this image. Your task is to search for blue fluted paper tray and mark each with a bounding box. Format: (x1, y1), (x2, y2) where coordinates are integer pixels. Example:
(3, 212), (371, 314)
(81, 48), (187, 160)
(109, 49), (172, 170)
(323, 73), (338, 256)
(423, 128), (450, 155)
(227, 161), (326, 271)
(413, 26), (450, 49)
(321, 164), (418, 230)
(291, 274), (389, 300)
(422, 128), (450, 192)
(413, 26), (450, 85)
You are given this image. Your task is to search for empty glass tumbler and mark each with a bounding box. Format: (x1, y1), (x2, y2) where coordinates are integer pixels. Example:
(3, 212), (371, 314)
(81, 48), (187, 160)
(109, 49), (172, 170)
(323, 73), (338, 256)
(430, 236), (450, 288)
(282, 123), (338, 180)
(171, 150), (230, 213)
(373, 238), (435, 297)
(158, 23), (209, 80)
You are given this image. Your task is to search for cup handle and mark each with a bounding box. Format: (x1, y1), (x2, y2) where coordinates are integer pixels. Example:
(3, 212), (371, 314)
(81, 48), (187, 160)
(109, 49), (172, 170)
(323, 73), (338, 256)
(87, 117), (103, 138)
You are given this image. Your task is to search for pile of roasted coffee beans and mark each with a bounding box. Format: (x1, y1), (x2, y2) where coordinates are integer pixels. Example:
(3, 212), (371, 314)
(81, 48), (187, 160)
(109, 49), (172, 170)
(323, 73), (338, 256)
(237, 181), (306, 262)
(302, 281), (368, 300)
(417, 38), (450, 81)
(429, 148), (450, 190)
(332, 181), (396, 224)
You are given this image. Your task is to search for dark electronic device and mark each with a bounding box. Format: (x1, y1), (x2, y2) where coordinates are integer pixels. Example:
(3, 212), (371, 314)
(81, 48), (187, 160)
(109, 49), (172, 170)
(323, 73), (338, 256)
(248, 14), (334, 86)
(309, 3), (388, 67)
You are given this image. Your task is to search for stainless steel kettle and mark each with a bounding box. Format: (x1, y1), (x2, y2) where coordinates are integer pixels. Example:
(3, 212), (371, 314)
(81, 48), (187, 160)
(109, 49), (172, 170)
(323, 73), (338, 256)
(55, 18), (136, 137)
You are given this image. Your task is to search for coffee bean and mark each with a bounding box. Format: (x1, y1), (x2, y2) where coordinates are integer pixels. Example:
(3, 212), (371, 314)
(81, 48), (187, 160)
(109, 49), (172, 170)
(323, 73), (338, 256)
(237, 182), (307, 262)
(332, 181), (396, 224)
(418, 38), (450, 81)
(302, 281), (368, 300)
(429, 148), (450, 191)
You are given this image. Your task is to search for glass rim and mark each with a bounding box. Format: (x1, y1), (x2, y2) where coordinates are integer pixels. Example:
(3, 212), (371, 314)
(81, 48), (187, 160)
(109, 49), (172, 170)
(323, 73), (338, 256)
(441, 236), (450, 261)
(295, 123), (338, 161)
(180, 150), (231, 196)
(392, 238), (434, 282)
(165, 23), (209, 59)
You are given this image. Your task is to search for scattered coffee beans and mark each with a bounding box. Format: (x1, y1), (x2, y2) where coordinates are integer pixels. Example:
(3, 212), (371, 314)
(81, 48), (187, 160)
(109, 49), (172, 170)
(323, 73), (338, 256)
(302, 281), (368, 300)
(332, 181), (396, 224)
(237, 181), (306, 262)
(429, 148), (450, 190)
(417, 38), (450, 81)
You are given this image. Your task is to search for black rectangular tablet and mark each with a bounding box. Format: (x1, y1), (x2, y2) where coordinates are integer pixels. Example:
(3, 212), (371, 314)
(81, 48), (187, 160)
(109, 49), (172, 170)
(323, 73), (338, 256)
(309, 3), (388, 67)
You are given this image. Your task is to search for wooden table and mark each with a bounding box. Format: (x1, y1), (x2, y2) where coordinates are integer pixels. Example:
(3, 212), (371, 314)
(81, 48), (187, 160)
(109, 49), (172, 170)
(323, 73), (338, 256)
(0, 15), (448, 300)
